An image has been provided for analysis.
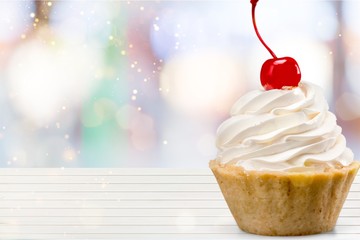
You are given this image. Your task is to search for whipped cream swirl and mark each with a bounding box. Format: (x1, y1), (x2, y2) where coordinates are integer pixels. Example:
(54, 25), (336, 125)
(216, 82), (354, 171)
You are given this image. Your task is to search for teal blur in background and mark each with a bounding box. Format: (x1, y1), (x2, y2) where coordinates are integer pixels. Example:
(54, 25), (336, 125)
(0, 0), (359, 168)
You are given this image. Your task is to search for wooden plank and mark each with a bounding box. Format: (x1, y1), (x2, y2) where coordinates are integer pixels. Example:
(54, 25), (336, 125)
(0, 169), (214, 176)
(0, 216), (357, 226)
(0, 208), (358, 217)
(0, 183), (220, 191)
(0, 200), (358, 208)
(0, 175), (217, 184)
(0, 169), (358, 240)
(0, 225), (358, 234)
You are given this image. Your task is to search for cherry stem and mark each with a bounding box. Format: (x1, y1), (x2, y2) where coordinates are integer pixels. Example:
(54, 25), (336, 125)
(251, 1), (277, 59)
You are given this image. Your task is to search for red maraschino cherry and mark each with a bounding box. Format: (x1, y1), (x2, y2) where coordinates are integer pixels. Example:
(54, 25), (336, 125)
(251, 0), (301, 90)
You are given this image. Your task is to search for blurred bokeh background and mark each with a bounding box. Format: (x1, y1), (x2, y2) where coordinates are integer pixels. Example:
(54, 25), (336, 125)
(0, 0), (359, 168)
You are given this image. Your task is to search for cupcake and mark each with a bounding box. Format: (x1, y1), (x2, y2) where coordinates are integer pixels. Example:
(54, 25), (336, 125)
(210, 1), (359, 235)
(210, 82), (359, 236)
(210, 0), (360, 236)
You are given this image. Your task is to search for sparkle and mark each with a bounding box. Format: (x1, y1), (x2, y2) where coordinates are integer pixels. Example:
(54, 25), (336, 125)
(131, 64), (135, 68)
(63, 148), (76, 161)
(106, 20), (111, 25)
(137, 68), (142, 73)
(131, 95), (137, 101)
(62, 106), (66, 110)
(129, 44), (133, 48)
(35, 18), (39, 23)
(21, 34), (26, 39)
(133, 89), (138, 94)
(153, 24), (160, 31)
(30, 12), (35, 18)
(163, 140), (168, 145)
(155, 16), (159, 21)
(338, 33), (342, 37)
(140, 6), (144, 11)
(329, 51), (333, 55)
(47, 1), (52, 7)
(51, 41), (56, 46)
(144, 78), (148, 82)
(137, 107), (142, 111)
(121, 50), (126, 55)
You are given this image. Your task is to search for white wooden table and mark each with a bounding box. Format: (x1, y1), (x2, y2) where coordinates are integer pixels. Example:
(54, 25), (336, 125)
(0, 169), (359, 239)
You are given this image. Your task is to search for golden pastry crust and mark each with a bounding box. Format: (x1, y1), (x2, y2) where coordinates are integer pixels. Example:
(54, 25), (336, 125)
(209, 160), (360, 236)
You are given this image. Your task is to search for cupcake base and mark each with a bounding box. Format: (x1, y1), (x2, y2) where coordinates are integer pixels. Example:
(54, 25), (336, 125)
(209, 160), (360, 236)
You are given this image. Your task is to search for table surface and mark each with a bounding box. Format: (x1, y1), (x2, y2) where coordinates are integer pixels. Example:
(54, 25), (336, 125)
(0, 168), (359, 240)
